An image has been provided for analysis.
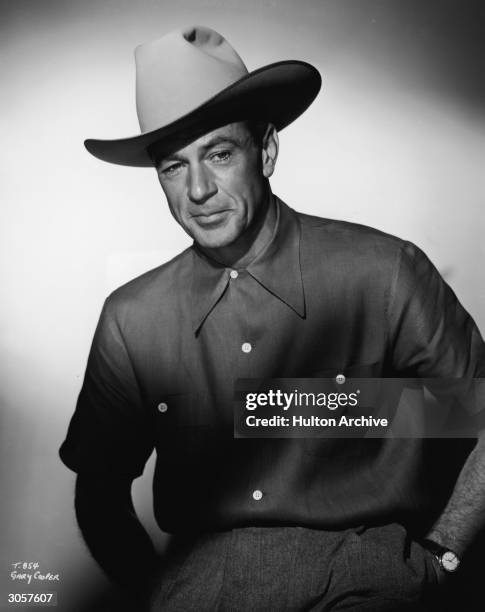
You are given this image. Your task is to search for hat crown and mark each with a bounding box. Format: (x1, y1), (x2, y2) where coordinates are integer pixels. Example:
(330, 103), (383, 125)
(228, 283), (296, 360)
(135, 26), (248, 133)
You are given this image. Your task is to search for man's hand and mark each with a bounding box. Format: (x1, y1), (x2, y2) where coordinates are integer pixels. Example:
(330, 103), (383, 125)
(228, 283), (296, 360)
(75, 474), (161, 605)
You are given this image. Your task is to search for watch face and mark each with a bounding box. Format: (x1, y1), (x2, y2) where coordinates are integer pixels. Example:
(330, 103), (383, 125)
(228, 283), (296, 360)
(441, 551), (460, 572)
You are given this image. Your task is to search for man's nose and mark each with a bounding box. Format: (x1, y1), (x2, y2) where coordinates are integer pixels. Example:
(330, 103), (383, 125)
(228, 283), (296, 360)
(187, 164), (217, 204)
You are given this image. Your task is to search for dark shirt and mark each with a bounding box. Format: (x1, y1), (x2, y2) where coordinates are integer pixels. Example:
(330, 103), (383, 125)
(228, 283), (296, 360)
(60, 196), (485, 534)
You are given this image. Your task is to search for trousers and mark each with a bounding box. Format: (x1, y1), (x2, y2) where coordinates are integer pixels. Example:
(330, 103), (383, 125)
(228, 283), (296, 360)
(148, 523), (442, 611)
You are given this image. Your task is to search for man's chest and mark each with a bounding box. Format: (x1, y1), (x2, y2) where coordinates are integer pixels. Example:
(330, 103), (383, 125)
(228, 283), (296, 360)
(125, 267), (388, 427)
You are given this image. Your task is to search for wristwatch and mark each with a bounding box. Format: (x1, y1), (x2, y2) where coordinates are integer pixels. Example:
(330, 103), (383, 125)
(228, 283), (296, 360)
(420, 538), (461, 573)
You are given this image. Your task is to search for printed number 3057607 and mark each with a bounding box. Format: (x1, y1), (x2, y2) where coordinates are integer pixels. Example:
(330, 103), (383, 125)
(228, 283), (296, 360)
(8, 593), (55, 605)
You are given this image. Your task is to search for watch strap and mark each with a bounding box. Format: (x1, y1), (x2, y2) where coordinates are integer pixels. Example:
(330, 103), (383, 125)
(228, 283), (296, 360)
(419, 538), (449, 557)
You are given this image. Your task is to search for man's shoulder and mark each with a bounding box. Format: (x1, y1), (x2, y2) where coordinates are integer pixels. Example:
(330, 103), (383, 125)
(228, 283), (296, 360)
(295, 209), (409, 261)
(292, 208), (445, 300)
(297, 209), (404, 245)
(104, 246), (193, 315)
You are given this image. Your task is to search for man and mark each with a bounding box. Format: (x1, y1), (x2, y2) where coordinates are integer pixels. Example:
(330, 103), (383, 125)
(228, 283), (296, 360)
(60, 26), (485, 611)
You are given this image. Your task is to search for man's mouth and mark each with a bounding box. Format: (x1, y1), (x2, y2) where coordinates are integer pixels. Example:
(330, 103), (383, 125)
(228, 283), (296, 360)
(192, 210), (231, 227)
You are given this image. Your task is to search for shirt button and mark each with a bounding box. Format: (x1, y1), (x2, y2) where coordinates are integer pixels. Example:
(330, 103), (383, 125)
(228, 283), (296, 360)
(157, 402), (168, 413)
(252, 489), (263, 501)
(242, 342), (252, 353)
(336, 374), (346, 385)
(230, 269), (239, 279)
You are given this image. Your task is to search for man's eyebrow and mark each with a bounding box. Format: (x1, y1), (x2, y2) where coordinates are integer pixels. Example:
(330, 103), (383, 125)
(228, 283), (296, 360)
(160, 135), (245, 164)
(159, 152), (185, 164)
(200, 135), (245, 150)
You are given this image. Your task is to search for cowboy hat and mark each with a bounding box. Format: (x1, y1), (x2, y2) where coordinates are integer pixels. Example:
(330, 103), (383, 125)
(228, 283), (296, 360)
(84, 25), (321, 167)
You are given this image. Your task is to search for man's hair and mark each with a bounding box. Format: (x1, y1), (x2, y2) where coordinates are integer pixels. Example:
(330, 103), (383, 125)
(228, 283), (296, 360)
(245, 120), (269, 148)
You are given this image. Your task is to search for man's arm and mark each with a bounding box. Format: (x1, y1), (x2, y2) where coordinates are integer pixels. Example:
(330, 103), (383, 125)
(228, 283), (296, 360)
(426, 431), (485, 557)
(388, 242), (485, 559)
(75, 474), (160, 601)
(60, 297), (159, 595)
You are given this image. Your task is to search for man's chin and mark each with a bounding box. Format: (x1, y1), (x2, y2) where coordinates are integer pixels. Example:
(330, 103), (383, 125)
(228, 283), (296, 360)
(190, 222), (241, 250)
(193, 232), (238, 249)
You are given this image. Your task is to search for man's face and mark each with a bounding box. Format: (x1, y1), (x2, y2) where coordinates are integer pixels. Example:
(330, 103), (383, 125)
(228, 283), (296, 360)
(156, 122), (269, 249)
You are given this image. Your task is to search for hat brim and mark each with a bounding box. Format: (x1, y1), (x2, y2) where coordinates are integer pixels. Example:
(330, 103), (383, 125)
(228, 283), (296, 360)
(84, 60), (321, 167)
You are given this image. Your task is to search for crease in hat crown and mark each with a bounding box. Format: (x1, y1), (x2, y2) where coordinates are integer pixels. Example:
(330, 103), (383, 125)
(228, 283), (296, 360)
(135, 26), (249, 134)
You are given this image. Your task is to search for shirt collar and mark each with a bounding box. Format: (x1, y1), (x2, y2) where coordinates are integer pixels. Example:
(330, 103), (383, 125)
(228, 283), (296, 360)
(191, 195), (305, 334)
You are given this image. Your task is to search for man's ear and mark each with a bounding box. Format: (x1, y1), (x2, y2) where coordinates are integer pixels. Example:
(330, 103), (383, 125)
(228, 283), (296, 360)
(261, 124), (279, 178)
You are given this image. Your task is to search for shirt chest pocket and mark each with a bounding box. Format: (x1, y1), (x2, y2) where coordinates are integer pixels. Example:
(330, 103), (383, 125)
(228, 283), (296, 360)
(153, 392), (225, 462)
(308, 360), (382, 380)
(154, 391), (218, 428)
(303, 361), (385, 457)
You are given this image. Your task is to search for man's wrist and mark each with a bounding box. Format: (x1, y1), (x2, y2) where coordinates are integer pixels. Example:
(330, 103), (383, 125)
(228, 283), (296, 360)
(425, 528), (453, 549)
(426, 525), (470, 557)
(419, 537), (461, 574)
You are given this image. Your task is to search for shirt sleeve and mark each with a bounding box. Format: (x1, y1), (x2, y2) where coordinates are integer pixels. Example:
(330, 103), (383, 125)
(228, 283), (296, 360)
(59, 297), (155, 478)
(387, 241), (485, 378)
(386, 241), (485, 421)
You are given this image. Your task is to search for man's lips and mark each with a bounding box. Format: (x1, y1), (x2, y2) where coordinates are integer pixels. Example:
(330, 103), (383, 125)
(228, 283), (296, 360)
(191, 209), (231, 226)
(191, 209), (231, 218)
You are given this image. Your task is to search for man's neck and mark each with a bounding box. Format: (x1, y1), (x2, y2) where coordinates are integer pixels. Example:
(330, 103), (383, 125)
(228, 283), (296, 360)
(199, 191), (277, 269)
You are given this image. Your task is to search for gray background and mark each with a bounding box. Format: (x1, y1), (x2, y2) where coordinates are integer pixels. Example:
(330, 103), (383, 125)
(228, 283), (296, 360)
(1, 0), (484, 610)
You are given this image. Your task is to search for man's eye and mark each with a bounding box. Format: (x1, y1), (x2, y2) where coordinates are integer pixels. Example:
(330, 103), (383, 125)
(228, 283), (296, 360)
(161, 162), (182, 176)
(210, 150), (231, 163)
